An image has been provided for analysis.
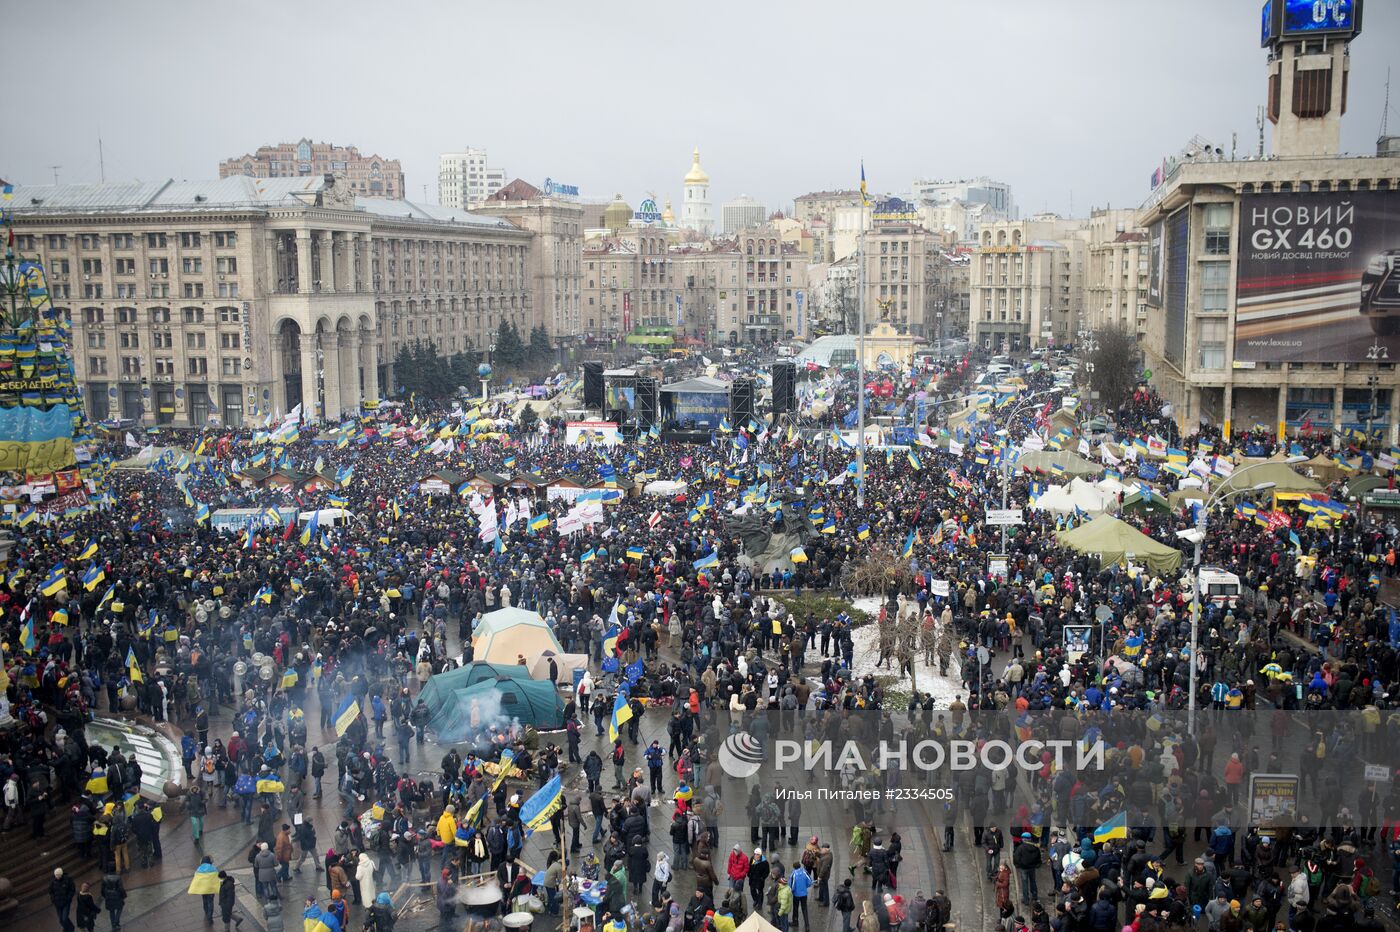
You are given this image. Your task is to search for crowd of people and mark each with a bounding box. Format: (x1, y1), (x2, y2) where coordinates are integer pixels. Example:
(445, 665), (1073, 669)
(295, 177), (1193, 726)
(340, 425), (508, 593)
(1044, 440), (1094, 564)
(3, 346), (1399, 932)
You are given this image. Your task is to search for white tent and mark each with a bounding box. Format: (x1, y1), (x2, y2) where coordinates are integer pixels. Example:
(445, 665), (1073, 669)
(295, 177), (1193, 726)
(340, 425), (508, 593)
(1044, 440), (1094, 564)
(643, 480), (687, 497)
(1031, 478), (1116, 515)
(735, 914), (781, 932)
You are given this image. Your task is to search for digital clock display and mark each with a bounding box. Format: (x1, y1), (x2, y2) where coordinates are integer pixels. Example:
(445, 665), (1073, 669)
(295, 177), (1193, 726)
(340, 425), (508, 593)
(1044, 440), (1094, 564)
(1281, 0), (1354, 35)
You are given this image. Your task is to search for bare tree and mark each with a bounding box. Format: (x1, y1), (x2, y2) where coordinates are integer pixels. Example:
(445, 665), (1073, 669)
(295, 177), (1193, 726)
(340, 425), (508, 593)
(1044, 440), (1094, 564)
(1086, 324), (1141, 411)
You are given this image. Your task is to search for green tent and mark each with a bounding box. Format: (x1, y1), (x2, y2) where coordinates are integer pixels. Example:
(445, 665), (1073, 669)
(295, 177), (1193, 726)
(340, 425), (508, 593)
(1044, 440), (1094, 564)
(1016, 450), (1102, 479)
(1057, 514), (1183, 576)
(427, 677), (564, 741)
(1120, 489), (1172, 517)
(418, 662), (532, 719)
(1214, 462), (1321, 496)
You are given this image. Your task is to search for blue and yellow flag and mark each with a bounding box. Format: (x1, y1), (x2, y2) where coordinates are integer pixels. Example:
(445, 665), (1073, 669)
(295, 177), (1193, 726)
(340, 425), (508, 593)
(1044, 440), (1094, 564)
(1092, 811), (1128, 843)
(333, 695), (360, 736)
(41, 564), (68, 596)
(519, 774), (564, 836)
(857, 523), (870, 540)
(83, 564), (105, 591)
(693, 551), (718, 571)
(281, 669), (299, 690)
(860, 161), (869, 206)
(19, 617), (35, 652)
(790, 546), (808, 564)
(609, 693), (634, 742)
(127, 647), (143, 683)
(530, 513), (549, 533)
(188, 862), (221, 896)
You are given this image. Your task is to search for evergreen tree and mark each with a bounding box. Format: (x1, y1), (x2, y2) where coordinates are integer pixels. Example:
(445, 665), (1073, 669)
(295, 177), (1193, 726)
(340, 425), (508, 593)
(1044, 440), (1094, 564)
(495, 318), (526, 367)
(518, 402), (539, 431)
(528, 324), (553, 363)
(393, 343), (419, 398)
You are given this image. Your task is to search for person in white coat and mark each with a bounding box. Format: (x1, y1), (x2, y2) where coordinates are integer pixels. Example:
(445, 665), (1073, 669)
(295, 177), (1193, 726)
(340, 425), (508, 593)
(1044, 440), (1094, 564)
(356, 850), (378, 905)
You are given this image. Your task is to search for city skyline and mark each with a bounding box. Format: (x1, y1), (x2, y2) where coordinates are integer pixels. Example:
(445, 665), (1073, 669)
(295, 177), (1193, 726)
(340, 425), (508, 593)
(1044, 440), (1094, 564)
(5, 0), (1397, 220)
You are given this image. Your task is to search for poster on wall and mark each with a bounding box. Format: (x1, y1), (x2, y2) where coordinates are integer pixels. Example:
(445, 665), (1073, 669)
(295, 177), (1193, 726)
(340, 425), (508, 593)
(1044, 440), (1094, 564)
(1146, 220), (1164, 306)
(1235, 190), (1400, 363)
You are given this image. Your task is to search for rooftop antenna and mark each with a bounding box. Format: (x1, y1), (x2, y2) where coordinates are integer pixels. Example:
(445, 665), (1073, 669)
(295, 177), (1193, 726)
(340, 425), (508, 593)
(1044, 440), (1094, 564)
(1381, 67), (1392, 139)
(98, 137), (106, 182)
(49, 165), (61, 184)
(1257, 106), (1265, 158)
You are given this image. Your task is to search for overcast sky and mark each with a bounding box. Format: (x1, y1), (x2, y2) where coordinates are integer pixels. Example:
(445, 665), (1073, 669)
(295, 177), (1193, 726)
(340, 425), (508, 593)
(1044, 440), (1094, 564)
(4, 0), (1396, 218)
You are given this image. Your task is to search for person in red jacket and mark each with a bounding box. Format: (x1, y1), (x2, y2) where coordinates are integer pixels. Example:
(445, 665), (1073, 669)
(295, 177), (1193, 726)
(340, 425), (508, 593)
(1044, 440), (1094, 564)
(726, 843), (751, 891)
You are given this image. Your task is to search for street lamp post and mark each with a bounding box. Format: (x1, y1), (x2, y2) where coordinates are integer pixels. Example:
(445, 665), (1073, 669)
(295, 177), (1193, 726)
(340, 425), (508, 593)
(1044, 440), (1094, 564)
(1183, 457), (1304, 735)
(997, 388), (1056, 553)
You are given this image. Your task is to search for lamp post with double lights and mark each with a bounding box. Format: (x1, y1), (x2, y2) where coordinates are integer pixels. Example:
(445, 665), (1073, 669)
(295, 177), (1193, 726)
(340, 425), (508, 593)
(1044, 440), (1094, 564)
(996, 388), (1057, 553)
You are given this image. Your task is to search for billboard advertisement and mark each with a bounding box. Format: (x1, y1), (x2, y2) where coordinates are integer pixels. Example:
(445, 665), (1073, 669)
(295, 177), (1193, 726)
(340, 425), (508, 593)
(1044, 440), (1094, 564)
(1146, 220), (1164, 306)
(1163, 209), (1189, 367)
(1235, 190), (1400, 363)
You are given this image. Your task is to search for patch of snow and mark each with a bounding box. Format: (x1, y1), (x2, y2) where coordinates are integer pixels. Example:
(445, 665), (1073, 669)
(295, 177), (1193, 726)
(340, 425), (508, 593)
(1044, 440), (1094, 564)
(847, 622), (966, 708)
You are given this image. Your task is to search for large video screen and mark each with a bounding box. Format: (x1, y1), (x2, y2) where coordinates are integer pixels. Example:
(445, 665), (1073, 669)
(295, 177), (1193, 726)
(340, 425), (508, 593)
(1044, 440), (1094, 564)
(1280, 0), (1358, 37)
(1235, 190), (1400, 363)
(1146, 220), (1165, 307)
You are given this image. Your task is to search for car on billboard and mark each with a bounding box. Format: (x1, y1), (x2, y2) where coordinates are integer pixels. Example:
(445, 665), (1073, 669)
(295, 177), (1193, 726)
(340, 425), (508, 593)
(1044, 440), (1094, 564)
(1360, 250), (1400, 335)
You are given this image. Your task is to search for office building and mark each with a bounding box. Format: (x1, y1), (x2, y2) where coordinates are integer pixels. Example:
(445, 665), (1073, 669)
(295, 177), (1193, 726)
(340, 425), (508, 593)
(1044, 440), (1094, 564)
(438, 147), (509, 209)
(721, 195), (766, 235)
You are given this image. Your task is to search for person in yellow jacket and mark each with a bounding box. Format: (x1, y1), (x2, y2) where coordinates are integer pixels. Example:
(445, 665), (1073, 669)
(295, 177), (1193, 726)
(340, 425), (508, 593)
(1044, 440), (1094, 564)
(437, 804), (458, 845)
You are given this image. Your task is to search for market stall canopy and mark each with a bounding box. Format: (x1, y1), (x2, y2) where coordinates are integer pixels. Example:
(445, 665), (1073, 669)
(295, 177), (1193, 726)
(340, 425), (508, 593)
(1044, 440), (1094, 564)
(734, 914), (782, 932)
(643, 480), (687, 497)
(471, 608), (564, 665)
(1057, 514), (1183, 576)
(1016, 450), (1102, 478)
(419, 661), (532, 718)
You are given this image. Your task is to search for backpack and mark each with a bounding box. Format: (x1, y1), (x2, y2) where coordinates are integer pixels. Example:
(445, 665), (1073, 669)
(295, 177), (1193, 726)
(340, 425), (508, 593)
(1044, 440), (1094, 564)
(1361, 873), (1380, 897)
(204, 757), (215, 775)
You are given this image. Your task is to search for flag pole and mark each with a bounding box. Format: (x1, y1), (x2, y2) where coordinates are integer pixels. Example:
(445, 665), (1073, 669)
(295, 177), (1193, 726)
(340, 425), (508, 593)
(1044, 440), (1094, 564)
(856, 219), (867, 510)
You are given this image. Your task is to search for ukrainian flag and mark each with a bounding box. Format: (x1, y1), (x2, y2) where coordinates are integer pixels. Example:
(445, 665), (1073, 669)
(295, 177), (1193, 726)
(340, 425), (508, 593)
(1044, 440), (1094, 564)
(51, 608), (69, 626)
(907, 450), (922, 471)
(490, 749), (517, 791)
(333, 695), (361, 736)
(693, 551), (719, 570)
(857, 523), (870, 540)
(97, 585), (115, 613)
(901, 529), (917, 559)
(305, 904), (342, 932)
(626, 547), (645, 561)
(188, 861), (221, 895)
(580, 548), (596, 563)
(83, 564), (105, 591)
(530, 513), (549, 532)
(1092, 811), (1128, 843)
(790, 546), (808, 564)
(256, 776), (286, 794)
(519, 774), (563, 835)
(60, 529), (76, 546)
(41, 564), (68, 596)
(194, 504), (210, 526)
(609, 693), (633, 742)
(17, 507), (36, 527)
(328, 494), (348, 509)
(19, 617), (35, 652)
(127, 647), (143, 683)
(281, 669), (299, 689)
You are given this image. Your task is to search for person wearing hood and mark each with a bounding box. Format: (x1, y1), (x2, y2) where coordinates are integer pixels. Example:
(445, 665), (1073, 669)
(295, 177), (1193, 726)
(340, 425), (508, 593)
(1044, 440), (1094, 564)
(50, 867), (76, 932)
(367, 892), (395, 932)
(857, 898), (879, 932)
(253, 842), (280, 901)
(653, 851), (673, 908)
(749, 847), (771, 908)
(727, 844), (751, 890)
(357, 848), (378, 904)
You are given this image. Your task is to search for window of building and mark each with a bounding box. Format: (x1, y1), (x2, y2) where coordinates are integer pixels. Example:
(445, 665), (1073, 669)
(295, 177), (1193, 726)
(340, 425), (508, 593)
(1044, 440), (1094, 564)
(112, 233), (133, 250)
(148, 283), (169, 298)
(185, 332), (206, 349)
(154, 357), (175, 376)
(149, 258), (169, 275)
(114, 257), (135, 275)
(218, 306), (240, 323)
(1203, 204), (1232, 256)
(221, 357), (241, 376)
(115, 283), (136, 298)
(117, 307), (137, 324)
(182, 257), (203, 274)
(1200, 263), (1230, 312)
(1198, 317), (1227, 369)
(187, 356), (208, 376)
(146, 233), (167, 249)
(182, 307), (205, 324)
(179, 232), (201, 249)
(214, 231), (237, 248)
(121, 356), (141, 376)
(150, 307), (171, 324)
(182, 283), (204, 298)
(82, 283), (103, 299)
(216, 282), (239, 297)
(83, 307), (105, 325)
(89, 356), (108, 376)
(220, 333), (239, 349)
(152, 332), (172, 349)
(216, 257), (237, 274)
(79, 234), (101, 250)
(87, 331), (106, 349)
(47, 234), (68, 250)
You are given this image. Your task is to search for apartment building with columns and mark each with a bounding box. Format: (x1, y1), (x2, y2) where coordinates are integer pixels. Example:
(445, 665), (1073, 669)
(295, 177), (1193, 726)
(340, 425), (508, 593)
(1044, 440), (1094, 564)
(6, 174), (531, 427)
